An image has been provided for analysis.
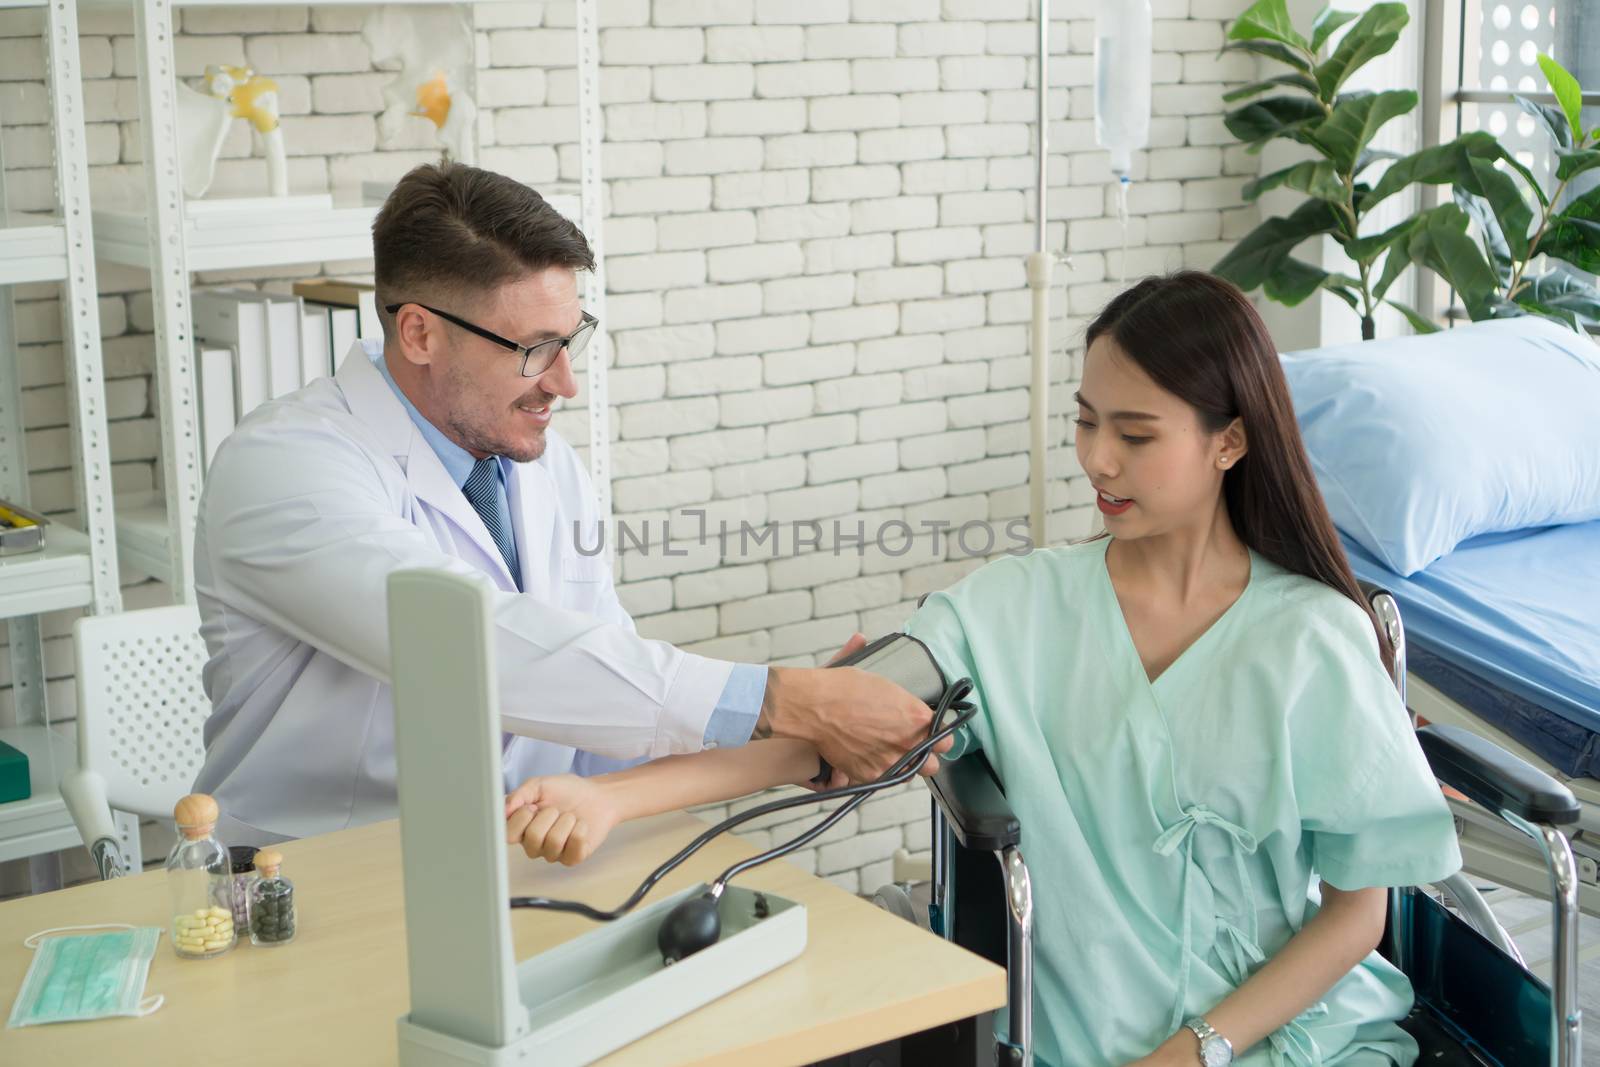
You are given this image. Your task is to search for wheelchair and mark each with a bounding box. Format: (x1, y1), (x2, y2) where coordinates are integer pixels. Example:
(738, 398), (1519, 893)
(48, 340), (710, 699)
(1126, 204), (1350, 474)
(871, 584), (1583, 1067)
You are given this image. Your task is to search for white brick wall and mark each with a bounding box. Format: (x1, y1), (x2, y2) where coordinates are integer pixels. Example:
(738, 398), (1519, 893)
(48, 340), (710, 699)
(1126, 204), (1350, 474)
(0, 0), (1259, 894)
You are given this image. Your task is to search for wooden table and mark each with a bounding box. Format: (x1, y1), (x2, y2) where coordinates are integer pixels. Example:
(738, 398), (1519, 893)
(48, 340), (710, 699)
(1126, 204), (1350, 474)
(0, 813), (1004, 1065)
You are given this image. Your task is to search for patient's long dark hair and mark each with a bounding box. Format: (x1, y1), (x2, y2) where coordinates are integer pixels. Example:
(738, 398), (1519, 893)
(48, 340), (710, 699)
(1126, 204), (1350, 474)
(1083, 271), (1393, 675)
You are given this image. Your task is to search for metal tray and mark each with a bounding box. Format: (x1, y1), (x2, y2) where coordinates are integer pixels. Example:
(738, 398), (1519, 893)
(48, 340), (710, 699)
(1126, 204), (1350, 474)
(397, 883), (806, 1067)
(0, 500), (47, 556)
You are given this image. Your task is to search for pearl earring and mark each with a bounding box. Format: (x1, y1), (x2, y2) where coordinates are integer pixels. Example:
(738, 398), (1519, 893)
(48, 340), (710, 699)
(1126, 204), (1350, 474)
(1220, 456), (1230, 467)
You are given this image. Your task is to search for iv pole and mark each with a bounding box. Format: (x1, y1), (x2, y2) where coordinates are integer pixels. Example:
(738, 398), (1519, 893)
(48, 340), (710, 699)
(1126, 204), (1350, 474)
(1026, 0), (1052, 548)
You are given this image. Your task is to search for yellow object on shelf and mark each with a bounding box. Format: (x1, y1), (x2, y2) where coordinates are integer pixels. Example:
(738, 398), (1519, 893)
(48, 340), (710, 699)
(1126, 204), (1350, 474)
(0, 500), (47, 556)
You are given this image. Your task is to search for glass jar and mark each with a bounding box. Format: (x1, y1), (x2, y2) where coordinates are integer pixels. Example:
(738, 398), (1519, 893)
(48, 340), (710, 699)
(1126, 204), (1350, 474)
(217, 845), (259, 931)
(165, 793), (237, 958)
(248, 850), (296, 947)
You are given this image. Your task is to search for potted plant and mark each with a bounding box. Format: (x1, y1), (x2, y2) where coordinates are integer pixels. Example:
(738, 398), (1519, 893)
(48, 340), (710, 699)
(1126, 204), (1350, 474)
(1213, 0), (1600, 337)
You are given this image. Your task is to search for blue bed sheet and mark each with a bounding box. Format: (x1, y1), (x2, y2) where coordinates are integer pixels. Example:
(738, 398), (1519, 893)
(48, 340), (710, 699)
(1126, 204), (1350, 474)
(1339, 521), (1600, 778)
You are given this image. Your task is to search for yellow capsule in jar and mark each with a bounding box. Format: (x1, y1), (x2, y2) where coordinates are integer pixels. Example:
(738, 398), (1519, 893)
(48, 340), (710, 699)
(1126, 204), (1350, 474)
(202, 938), (229, 950)
(207, 906), (231, 920)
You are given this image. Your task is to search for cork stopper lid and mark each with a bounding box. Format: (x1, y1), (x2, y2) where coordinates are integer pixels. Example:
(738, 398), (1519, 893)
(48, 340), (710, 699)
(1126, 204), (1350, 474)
(173, 793), (219, 840)
(254, 849), (283, 877)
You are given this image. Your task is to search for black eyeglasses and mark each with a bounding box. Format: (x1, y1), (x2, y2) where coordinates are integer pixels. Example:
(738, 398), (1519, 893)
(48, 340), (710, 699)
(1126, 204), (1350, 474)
(385, 302), (597, 379)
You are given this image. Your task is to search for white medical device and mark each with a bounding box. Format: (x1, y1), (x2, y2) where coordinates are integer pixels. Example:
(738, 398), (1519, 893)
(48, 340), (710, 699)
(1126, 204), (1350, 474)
(386, 569), (806, 1067)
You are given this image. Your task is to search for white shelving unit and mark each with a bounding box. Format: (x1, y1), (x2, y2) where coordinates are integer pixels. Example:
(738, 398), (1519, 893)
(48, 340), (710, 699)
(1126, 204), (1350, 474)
(106, 0), (612, 595)
(0, 212), (71, 286)
(0, 0), (128, 879)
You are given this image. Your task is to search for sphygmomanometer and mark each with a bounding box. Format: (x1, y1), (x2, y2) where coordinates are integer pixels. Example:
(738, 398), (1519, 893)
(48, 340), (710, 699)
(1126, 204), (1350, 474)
(509, 632), (971, 965)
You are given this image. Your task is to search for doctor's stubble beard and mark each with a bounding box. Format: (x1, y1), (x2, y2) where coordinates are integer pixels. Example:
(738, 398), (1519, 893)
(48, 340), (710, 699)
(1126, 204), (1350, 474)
(440, 356), (557, 464)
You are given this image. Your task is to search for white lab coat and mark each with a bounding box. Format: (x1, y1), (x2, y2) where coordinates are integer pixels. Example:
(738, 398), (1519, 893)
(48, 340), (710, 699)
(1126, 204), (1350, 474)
(191, 342), (733, 844)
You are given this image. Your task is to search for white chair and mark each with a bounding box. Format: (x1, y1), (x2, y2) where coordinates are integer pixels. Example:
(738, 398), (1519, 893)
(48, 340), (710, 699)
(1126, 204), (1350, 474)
(60, 604), (210, 879)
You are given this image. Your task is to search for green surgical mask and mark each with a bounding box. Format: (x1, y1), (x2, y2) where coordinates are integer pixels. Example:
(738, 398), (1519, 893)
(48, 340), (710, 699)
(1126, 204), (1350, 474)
(7, 924), (164, 1028)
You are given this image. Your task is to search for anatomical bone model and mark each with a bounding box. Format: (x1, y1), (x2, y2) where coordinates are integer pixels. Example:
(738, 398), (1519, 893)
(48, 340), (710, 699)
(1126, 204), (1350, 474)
(178, 64), (288, 199)
(362, 6), (478, 164)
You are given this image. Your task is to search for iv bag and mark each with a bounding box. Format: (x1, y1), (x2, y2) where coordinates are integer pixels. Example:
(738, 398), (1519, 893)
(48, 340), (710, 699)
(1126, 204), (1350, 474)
(1094, 0), (1153, 177)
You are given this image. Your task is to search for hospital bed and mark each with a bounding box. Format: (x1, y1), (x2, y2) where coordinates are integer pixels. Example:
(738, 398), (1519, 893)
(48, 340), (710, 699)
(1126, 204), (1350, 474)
(873, 585), (1583, 1067)
(1340, 520), (1600, 920)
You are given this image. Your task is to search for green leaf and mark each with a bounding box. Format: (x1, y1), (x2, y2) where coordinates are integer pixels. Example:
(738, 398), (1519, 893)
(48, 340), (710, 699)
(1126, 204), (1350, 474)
(1485, 295), (1522, 315)
(1213, 199), (1341, 292)
(1405, 203), (1500, 320)
(1264, 257), (1330, 305)
(1555, 146), (1600, 183)
(1222, 73), (1321, 103)
(1365, 131), (1504, 209)
(1496, 150), (1549, 208)
(1307, 89), (1416, 171)
(1372, 217), (1423, 300)
(1499, 292), (1588, 331)
(1353, 147), (1401, 176)
(1385, 298), (1440, 333)
(1310, 5), (1361, 52)
(1453, 185), (1514, 286)
(1224, 95), (1327, 147)
(1465, 156), (1534, 260)
(1225, 38), (1316, 77)
(1344, 216), (1414, 260)
(1515, 95), (1574, 150)
(1540, 185), (1600, 273)
(1537, 53), (1585, 145)
(1314, 3), (1408, 98)
(1229, 0), (1310, 49)
(1323, 283), (1361, 310)
(1242, 159), (1346, 203)
(1484, 295), (1587, 334)
(1516, 267), (1600, 329)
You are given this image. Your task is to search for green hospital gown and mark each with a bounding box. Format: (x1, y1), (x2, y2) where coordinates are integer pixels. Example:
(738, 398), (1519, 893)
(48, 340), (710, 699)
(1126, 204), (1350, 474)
(904, 537), (1461, 1067)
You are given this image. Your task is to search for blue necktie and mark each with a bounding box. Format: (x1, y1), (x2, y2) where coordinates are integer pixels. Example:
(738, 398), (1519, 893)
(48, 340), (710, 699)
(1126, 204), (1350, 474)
(462, 456), (522, 590)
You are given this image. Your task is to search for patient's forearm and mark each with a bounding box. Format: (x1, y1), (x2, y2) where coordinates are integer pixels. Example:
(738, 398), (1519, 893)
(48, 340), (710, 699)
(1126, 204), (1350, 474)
(599, 740), (821, 822)
(1154, 883), (1386, 1062)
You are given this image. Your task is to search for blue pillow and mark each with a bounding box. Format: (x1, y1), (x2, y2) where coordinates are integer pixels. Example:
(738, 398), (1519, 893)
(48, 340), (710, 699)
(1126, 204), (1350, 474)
(1280, 317), (1600, 576)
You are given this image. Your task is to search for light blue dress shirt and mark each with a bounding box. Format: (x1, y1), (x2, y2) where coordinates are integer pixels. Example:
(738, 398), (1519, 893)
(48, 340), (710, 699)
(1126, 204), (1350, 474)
(373, 351), (764, 748)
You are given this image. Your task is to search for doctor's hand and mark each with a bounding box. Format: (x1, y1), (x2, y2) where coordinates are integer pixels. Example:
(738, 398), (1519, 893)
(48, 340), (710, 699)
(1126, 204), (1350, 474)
(504, 775), (622, 866)
(759, 633), (951, 786)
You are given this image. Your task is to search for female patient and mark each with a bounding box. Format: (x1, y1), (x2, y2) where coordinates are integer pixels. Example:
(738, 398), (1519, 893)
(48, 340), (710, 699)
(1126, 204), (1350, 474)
(504, 272), (1461, 1067)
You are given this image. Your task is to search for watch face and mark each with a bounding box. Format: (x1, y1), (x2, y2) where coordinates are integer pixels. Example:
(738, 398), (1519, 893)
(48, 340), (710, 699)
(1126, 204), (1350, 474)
(1201, 1037), (1232, 1067)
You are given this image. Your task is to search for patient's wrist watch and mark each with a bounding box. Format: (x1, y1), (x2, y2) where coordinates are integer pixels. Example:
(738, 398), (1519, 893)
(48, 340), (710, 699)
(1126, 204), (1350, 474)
(1182, 1017), (1233, 1067)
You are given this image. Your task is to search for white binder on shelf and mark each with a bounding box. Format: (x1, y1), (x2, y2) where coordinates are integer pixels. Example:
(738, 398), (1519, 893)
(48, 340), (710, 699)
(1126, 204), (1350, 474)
(192, 290), (270, 418)
(299, 302), (331, 385)
(261, 293), (303, 398)
(293, 278), (379, 351)
(195, 342), (237, 471)
(356, 288), (380, 341)
(323, 304), (359, 363)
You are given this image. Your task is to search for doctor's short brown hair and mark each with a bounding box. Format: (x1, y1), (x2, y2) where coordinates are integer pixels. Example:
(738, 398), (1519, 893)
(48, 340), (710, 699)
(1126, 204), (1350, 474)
(372, 161), (594, 338)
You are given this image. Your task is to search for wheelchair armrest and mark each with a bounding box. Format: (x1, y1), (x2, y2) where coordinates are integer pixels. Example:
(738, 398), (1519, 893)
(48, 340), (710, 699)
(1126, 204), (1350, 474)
(928, 750), (1021, 852)
(1418, 723), (1580, 827)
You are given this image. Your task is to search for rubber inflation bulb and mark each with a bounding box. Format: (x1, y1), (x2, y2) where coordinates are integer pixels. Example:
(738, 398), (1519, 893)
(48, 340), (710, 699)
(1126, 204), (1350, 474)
(658, 892), (721, 965)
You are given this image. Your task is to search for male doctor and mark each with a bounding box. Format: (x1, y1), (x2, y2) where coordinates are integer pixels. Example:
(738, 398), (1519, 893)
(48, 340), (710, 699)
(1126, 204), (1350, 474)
(192, 162), (947, 844)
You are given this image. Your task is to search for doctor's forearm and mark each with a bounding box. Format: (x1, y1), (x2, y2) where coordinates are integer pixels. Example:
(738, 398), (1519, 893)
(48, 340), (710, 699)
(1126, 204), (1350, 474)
(1155, 883), (1386, 1062)
(598, 740), (821, 822)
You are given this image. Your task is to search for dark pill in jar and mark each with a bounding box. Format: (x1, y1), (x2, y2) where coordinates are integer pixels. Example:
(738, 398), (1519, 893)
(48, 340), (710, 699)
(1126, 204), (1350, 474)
(251, 885), (296, 942)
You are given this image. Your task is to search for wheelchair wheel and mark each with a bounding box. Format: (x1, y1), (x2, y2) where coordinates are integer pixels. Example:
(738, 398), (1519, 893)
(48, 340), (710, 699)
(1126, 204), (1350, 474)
(871, 880), (932, 928)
